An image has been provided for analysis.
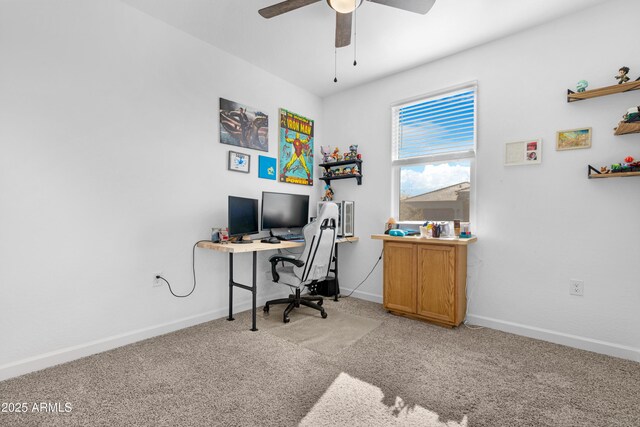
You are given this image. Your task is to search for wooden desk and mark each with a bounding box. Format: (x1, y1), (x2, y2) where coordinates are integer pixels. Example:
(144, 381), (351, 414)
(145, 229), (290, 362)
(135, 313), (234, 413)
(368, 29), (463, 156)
(371, 234), (477, 327)
(197, 237), (359, 331)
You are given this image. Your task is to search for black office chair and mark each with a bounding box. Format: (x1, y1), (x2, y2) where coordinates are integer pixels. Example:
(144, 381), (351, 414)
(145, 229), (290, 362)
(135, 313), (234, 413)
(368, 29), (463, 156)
(263, 203), (338, 323)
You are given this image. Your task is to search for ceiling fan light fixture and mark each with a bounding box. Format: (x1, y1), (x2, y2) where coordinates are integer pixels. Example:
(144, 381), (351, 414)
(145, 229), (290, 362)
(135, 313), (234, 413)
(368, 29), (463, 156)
(327, 0), (363, 14)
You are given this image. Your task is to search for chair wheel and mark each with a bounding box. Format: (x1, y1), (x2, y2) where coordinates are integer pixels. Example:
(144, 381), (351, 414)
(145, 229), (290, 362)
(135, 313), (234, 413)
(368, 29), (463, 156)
(317, 299), (323, 306)
(283, 316), (290, 324)
(321, 310), (328, 319)
(263, 305), (269, 313)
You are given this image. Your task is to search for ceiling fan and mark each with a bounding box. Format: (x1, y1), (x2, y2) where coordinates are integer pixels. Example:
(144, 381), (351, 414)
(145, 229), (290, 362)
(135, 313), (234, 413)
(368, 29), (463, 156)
(259, 0), (436, 48)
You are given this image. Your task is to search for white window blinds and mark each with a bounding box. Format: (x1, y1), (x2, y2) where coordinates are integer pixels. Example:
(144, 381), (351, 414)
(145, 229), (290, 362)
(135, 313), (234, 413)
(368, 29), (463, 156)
(392, 85), (477, 164)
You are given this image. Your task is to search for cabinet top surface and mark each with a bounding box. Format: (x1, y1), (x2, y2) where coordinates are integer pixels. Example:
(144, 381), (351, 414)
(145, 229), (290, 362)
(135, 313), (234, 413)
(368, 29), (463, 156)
(370, 234), (477, 246)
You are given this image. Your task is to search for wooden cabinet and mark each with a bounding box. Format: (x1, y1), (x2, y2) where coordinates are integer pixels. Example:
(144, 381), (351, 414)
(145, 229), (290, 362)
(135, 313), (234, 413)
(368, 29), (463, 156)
(372, 234), (476, 327)
(383, 242), (416, 313)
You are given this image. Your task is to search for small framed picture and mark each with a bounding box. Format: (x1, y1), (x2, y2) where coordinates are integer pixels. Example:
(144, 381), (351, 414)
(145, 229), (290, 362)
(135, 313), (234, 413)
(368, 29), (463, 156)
(556, 127), (591, 151)
(228, 150), (250, 173)
(505, 139), (542, 166)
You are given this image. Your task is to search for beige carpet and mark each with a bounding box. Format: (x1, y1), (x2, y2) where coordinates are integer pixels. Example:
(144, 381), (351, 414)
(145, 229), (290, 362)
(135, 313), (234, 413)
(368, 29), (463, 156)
(0, 298), (638, 427)
(265, 308), (382, 356)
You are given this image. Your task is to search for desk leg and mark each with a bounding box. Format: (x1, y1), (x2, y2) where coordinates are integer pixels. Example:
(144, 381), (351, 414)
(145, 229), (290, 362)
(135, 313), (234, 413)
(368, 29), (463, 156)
(228, 252), (259, 331)
(228, 253), (235, 321)
(334, 243), (340, 302)
(251, 251), (258, 332)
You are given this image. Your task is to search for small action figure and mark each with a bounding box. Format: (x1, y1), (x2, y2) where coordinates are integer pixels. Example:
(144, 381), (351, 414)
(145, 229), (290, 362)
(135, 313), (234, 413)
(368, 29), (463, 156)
(331, 147), (343, 162)
(576, 80), (588, 93)
(320, 145), (333, 163)
(623, 106), (640, 123)
(615, 66), (630, 84)
(344, 144), (359, 160)
(322, 184), (334, 201)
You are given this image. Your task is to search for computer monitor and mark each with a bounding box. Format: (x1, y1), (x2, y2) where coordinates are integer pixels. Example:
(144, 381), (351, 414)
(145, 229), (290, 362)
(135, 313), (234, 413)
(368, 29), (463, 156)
(261, 192), (309, 231)
(228, 196), (259, 244)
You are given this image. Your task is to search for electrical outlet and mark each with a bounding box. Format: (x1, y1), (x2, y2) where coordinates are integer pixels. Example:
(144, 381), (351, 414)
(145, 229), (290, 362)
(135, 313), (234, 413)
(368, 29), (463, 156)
(153, 271), (163, 288)
(569, 279), (584, 296)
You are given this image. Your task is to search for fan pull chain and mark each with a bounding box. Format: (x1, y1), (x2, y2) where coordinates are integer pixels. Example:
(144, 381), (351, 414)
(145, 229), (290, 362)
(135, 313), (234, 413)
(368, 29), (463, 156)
(353, 0), (357, 66)
(334, 48), (338, 83)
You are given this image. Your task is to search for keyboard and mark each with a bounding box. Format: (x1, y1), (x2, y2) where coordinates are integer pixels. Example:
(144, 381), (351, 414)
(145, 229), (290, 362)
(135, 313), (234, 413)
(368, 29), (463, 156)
(276, 233), (304, 241)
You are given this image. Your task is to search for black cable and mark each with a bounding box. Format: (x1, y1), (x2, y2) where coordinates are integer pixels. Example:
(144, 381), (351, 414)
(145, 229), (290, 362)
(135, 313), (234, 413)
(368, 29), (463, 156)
(155, 239), (210, 298)
(342, 248), (383, 298)
(353, 0), (357, 66)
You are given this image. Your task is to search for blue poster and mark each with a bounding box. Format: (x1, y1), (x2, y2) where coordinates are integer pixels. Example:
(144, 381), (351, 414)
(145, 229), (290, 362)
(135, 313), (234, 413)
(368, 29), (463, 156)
(258, 155), (277, 180)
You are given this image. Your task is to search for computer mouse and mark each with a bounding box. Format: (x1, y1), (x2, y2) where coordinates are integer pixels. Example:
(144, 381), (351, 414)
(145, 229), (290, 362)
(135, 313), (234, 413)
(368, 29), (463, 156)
(267, 237), (280, 244)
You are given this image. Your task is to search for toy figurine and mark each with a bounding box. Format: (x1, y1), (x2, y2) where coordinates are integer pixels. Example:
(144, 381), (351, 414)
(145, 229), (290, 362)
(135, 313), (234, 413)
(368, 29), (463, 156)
(615, 66), (630, 84)
(599, 166), (610, 174)
(576, 80), (588, 93)
(343, 144), (359, 160)
(322, 184), (334, 201)
(321, 145), (333, 163)
(343, 167), (352, 175)
(623, 106), (640, 123)
(331, 147), (343, 162)
(352, 165), (360, 176)
(611, 163), (622, 172)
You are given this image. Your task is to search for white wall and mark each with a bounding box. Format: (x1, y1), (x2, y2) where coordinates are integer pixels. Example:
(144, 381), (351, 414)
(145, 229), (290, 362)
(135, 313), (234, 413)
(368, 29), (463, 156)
(323, 0), (639, 361)
(0, 0), (322, 379)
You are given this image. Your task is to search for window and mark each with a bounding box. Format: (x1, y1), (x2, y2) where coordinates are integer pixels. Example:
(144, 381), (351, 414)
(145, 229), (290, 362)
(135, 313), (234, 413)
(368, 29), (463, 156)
(391, 83), (476, 222)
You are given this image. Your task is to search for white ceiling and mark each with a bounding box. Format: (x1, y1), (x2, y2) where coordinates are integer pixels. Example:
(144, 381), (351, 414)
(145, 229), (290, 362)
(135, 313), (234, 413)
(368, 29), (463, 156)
(121, 0), (610, 97)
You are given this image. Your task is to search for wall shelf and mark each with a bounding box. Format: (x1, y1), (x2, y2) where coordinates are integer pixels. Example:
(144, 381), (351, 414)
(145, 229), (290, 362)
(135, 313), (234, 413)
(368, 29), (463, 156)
(588, 165), (640, 179)
(319, 159), (363, 185)
(567, 80), (640, 102)
(614, 121), (640, 136)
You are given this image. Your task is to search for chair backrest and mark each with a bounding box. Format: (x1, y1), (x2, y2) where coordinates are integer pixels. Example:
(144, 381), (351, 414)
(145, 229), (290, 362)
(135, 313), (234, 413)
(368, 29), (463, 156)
(292, 202), (338, 284)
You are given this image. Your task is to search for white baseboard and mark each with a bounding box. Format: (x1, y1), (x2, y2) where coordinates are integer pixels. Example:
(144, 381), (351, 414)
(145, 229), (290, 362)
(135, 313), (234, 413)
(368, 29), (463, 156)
(0, 291), (287, 382)
(341, 288), (383, 304)
(466, 313), (640, 363)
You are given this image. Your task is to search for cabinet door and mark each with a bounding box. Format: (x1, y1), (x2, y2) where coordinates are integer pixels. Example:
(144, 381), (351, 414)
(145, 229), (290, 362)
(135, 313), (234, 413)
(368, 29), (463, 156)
(416, 245), (455, 323)
(383, 242), (416, 314)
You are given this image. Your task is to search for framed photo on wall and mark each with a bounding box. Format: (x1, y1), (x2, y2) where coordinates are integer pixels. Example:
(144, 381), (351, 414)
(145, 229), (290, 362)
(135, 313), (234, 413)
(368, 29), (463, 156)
(556, 127), (591, 151)
(228, 150), (250, 173)
(219, 98), (269, 152)
(505, 139), (542, 166)
(258, 155), (277, 180)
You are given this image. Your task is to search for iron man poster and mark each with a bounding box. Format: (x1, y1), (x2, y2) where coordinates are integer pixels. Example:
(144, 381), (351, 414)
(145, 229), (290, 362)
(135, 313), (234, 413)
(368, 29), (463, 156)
(278, 109), (314, 186)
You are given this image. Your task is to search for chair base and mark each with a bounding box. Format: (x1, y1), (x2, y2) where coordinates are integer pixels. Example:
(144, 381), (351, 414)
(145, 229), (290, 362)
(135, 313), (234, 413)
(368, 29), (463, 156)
(263, 288), (327, 323)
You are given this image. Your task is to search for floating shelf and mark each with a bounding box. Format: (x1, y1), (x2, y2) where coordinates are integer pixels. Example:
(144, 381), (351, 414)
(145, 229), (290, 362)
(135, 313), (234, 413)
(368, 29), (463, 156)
(319, 174), (362, 185)
(588, 165), (640, 179)
(319, 159), (362, 168)
(614, 121), (640, 136)
(319, 159), (363, 186)
(567, 80), (640, 102)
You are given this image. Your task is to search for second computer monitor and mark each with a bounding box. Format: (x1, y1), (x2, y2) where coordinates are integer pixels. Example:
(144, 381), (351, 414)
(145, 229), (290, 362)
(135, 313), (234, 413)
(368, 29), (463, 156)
(228, 196), (259, 243)
(261, 191), (309, 230)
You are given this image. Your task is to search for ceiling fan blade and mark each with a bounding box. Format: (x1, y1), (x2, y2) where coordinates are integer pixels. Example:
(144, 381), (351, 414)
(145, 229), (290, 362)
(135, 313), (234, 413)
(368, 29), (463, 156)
(259, 0), (322, 18)
(335, 12), (352, 48)
(367, 0), (436, 14)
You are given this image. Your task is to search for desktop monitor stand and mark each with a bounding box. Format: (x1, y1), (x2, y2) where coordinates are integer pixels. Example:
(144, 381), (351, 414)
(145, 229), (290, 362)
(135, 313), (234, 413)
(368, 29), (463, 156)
(230, 235), (253, 244)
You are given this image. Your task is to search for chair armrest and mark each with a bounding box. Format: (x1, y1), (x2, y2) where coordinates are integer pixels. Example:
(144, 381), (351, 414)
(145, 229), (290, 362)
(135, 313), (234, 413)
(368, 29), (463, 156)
(268, 255), (305, 282)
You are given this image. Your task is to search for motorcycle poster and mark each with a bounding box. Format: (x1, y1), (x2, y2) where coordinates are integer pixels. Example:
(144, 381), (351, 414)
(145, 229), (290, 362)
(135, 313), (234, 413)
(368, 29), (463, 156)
(219, 98), (268, 152)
